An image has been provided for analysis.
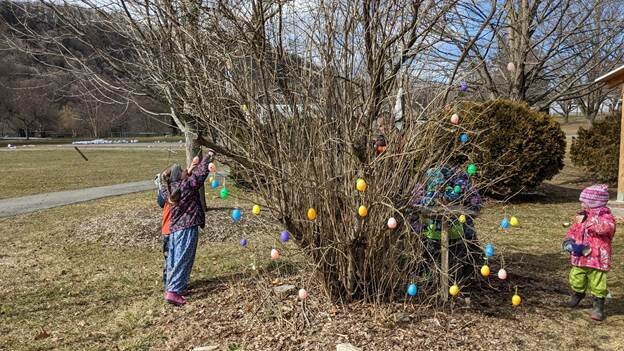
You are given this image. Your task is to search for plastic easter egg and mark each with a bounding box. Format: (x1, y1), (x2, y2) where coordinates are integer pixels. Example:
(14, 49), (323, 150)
(512, 294), (521, 306)
(270, 248), (280, 260)
(298, 288), (308, 300)
(280, 230), (290, 243)
(358, 205), (368, 217)
(356, 178), (367, 192)
(453, 185), (461, 194)
(387, 217), (398, 229)
(507, 62), (516, 72)
(240, 238), (247, 247)
(211, 179), (220, 189)
(501, 218), (510, 229)
(484, 243), (495, 257)
(459, 81), (468, 92)
(481, 265), (490, 277)
(429, 223), (436, 231)
(449, 284), (460, 297)
(459, 133), (469, 144)
(458, 215), (466, 224)
(231, 208), (242, 221)
(208, 162), (217, 173)
(466, 164), (477, 176)
(510, 216), (519, 227)
(407, 284), (418, 297)
(451, 114), (460, 125)
(498, 268), (507, 280)
(209, 176), (214, 183)
(220, 187), (229, 199)
(252, 204), (261, 215)
(307, 208), (317, 221)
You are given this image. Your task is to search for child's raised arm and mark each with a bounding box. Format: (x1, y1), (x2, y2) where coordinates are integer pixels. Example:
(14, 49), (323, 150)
(187, 150), (215, 190)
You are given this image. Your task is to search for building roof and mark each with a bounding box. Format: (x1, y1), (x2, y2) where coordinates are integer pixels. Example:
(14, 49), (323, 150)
(595, 65), (624, 88)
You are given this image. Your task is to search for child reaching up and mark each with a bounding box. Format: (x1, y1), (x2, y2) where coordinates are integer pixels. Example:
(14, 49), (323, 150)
(563, 184), (616, 321)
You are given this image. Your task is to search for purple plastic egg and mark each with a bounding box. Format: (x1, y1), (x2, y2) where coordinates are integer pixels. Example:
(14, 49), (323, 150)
(280, 230), (290, 243)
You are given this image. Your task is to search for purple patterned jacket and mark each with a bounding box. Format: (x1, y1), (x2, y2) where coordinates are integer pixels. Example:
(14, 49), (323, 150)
(160, 154), (213, 233)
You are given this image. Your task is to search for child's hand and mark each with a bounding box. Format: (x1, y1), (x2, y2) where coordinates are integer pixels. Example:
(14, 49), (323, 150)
(192, 156), (200, 166)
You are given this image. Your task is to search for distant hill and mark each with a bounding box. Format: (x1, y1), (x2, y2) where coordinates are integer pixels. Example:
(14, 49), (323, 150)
(0, 0), (173, 139)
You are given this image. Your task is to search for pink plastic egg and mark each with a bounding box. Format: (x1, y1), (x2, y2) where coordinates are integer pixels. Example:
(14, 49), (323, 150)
(498, 268), (507, 280)
(208, 162), (217, 172)
(507, 62), (515, 72)
(450, 114), (459, 125)
(298, 288), (308, 300)
(387, 217), (397, 229)
(271, 248), (280, 260)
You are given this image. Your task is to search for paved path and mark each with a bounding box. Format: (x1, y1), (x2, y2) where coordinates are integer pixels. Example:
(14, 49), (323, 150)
(0, 171), (229, 218)
(0, 181), (156, 218)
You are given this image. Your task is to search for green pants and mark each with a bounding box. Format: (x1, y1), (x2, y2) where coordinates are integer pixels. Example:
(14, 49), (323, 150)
(569, 266), (608, 298)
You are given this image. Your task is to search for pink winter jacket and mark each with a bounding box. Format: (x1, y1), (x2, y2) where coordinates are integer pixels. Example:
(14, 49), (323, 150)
(565, 207), (616, 271)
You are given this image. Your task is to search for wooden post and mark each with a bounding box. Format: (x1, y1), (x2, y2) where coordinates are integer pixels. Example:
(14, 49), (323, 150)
(440, 219), (449, 301)
(619, 83), (624, 202)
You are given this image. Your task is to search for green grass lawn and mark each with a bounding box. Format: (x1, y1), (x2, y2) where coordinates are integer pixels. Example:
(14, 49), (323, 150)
(0, 148), (187, 199)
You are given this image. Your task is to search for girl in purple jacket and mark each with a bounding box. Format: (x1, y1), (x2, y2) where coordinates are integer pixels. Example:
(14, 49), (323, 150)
(161, 150), (214, 306)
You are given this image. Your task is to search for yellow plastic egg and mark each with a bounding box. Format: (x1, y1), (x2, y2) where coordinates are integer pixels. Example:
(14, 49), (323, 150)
(358, 205), (368, 217)
(510, 216), (519, 227)
(480, 265), (490, 277)
(356, 178), (367, 192)
(459, 215), (466, 224)
(449, 284), (460, 297)
(512, 294), (522, 306)
(252, 204), (261, 215)
(307, 208), (317, 221)
(209, 176), (214, 183)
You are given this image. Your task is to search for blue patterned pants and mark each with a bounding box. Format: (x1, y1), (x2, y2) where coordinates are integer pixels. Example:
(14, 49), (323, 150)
(166, 227), (199, 293)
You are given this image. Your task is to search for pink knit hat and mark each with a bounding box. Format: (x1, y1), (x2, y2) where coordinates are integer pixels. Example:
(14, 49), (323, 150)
(579, 184), (609, 208)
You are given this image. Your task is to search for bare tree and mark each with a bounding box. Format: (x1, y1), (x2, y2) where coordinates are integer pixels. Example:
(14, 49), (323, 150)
(449, 0), (624, 110)
(9, 0), (523, 302)
(555, 99), (576, 124)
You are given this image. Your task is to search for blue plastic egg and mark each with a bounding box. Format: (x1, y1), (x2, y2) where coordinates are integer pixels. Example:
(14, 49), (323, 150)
(240, 238), (247, 247)
(459, 133), (469, 144)
(407, 283), (418, 296)
(211, 179), (220, 189)
(485, 243), (495, 257)
(232, 209), (242, 221)
(501, 218), (510, 229)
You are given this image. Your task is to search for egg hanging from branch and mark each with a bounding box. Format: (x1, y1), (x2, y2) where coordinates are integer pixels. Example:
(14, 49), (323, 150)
(307, 208), (317, 221)
(252, 204), (261, 215)
(387, 217), (397, 229)
(407, 284), (418, 297)
(358, 205), (368, 217)
(481, 265), (490, 277)
(356, 178), (367, 192)
(498, 268), (508, 280)
(270, 248), (280, 260)
(449, 284), (460, 297)
(451, 114), (460, 125)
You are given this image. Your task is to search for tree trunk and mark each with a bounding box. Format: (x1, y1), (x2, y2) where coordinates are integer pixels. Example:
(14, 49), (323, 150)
(184, 121), (206, 210)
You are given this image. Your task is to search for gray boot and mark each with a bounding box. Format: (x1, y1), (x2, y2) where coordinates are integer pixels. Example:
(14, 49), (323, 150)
(591, 297), (605, 321)
(567, 291), (585, 308)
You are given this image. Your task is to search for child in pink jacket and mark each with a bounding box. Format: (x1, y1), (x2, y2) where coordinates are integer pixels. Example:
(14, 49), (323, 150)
(563, 184), (616, 321)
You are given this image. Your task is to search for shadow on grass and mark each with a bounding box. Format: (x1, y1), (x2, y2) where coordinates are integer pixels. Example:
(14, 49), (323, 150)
(470, 251), (624, 319)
